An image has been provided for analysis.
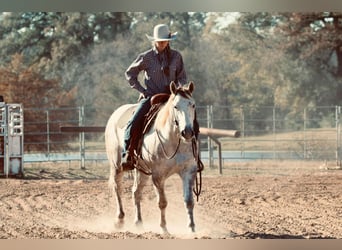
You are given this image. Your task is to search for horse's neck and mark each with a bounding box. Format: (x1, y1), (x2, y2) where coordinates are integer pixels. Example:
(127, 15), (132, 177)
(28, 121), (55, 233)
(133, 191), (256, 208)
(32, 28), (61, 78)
(153, 102), (178, 144)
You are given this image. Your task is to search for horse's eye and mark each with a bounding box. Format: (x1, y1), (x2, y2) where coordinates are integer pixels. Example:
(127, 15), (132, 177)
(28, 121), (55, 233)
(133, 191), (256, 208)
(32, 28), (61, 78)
(174, 105), (178, 110)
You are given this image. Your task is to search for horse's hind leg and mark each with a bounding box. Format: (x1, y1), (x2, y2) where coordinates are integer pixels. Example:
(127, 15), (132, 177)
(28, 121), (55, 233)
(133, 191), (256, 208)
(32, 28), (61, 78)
(132, 170), (149, 229)
(113, 169), (125, 229)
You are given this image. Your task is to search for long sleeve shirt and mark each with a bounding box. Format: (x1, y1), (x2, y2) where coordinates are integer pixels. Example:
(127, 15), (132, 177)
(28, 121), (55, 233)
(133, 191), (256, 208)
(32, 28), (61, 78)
(125, 46), (187, 97)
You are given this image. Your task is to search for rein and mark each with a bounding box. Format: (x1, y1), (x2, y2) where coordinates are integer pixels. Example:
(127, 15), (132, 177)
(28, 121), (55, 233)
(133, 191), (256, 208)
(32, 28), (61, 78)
(156, 129), (181, 160)
(155, 99), (181, 160)
(192, 138), (204, 202)
(156, 129), (204, 202)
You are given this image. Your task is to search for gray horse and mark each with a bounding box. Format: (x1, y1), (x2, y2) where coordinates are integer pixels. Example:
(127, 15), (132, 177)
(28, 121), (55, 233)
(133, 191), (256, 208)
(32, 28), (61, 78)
(105, 81), (198, 233)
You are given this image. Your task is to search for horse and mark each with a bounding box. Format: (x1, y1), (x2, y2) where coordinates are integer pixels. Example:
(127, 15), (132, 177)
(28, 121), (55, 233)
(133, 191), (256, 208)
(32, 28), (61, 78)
(105, 81), (200, 233)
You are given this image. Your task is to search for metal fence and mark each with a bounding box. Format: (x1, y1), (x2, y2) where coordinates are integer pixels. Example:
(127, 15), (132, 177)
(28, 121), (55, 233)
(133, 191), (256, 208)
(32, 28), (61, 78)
(23, 105), (342, 168)
(197, 105), (342, 166)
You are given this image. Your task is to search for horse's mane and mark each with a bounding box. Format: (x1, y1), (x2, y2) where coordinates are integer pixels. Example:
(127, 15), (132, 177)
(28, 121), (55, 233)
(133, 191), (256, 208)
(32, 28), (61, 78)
(156, 85), (193, 128)
(173, 86), (193, 99)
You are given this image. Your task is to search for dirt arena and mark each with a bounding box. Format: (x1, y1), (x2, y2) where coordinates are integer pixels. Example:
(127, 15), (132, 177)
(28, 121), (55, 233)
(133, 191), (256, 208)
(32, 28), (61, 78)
(0, 160), (341, 239)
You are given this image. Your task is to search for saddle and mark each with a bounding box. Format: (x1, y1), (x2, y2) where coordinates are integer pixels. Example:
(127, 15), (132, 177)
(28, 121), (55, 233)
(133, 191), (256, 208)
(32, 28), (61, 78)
(143, 93), (170, 134)
(129, 93), (170, 158)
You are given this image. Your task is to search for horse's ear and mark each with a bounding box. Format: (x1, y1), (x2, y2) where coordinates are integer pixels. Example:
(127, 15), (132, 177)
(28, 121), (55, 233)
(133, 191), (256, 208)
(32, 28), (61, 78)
(170, 81), (177, 94)
(188, 81), (194, 93)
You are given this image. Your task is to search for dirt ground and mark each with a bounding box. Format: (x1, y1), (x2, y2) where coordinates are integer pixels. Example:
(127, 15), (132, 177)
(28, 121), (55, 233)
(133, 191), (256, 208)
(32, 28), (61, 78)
(0, 160), (341, 239)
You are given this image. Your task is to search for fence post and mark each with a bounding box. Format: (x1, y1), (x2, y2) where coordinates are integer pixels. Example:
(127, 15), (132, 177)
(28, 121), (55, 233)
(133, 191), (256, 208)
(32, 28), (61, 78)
(46, 110), (50, 159)
(303, 108), (307, 159)
(240, 105), (245, 159)
(273, 106), (276, 159)
(207, 105), (213, 168)
(79, 106), (85, 169)
(336, 106), (341, 166)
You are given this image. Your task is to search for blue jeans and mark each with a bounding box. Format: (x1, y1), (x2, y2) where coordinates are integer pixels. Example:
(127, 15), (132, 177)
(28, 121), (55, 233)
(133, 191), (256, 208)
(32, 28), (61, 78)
(123, 96), (152, 155)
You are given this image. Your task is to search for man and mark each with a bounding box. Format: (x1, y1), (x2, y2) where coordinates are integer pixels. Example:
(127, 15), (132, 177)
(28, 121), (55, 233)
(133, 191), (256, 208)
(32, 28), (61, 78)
(122, 24), (188, 169)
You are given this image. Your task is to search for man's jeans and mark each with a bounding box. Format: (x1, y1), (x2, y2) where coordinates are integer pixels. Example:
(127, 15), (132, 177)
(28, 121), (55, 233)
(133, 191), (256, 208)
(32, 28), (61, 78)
(123, 96), (152, 155)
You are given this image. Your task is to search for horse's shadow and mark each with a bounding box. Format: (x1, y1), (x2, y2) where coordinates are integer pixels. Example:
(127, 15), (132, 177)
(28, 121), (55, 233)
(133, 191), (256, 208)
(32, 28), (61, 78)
(233, 231), (336, 239)
(22, 168), (107, 180)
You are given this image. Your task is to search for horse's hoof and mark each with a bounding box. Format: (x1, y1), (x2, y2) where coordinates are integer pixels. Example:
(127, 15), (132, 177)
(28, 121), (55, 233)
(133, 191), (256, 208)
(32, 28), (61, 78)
(188, 223), (195, 233)
(135, 220), (144, 231)
(161, 227), (170, 235)
(114, 219), (124, 230)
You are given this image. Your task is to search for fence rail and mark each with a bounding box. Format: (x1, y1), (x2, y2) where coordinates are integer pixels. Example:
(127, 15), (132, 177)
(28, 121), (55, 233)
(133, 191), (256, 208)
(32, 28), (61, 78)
(23, 105), (342, 168)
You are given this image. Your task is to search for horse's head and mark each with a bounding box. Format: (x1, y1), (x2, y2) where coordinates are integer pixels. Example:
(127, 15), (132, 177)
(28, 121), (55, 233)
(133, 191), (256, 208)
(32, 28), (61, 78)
(169, 81), (196, 142)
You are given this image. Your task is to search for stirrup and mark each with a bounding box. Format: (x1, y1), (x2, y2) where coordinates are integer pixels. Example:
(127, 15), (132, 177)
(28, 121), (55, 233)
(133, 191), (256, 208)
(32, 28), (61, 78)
(121, 153), (135, 170)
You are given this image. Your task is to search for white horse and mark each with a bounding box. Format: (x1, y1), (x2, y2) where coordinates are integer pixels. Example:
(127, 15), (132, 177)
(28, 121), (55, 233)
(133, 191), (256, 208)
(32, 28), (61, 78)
(105, 81), (199, 233)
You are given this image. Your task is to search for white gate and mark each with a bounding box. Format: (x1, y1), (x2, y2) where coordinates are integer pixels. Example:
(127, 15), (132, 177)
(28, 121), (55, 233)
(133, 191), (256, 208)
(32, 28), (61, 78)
(0, 102), (24, 177)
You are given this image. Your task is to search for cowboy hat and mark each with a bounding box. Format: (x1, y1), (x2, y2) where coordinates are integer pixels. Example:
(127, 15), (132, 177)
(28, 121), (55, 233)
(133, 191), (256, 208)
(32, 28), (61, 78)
(146, 24), (177, 41)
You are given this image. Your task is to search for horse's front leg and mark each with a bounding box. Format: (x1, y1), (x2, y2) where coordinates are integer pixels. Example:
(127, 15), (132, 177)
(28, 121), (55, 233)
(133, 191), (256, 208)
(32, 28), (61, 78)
(181, 166), (197, 232)
(132, 169), (149, 229)
(152, 176), (168, 234)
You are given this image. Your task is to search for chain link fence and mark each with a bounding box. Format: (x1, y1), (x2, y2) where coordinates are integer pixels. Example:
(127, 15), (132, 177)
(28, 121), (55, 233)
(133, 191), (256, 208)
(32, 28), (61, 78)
(197, 105), (341, 166)
(23, 105), (342, 167)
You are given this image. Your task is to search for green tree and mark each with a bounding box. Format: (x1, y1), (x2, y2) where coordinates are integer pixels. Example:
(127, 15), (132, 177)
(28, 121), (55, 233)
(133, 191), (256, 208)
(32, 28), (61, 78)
(232, 12), (342, 129)
(0, 12), (132, 84)
(278, 12), (342, 75)
(69, 12), (207, 122)
(128, 12), (206, 50)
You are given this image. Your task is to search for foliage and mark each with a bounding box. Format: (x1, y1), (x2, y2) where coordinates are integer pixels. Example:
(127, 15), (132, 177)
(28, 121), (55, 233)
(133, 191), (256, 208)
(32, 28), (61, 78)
(1, 12), (342, 133)
(0, 54), (73, 107)
(0, 54), (78, 150)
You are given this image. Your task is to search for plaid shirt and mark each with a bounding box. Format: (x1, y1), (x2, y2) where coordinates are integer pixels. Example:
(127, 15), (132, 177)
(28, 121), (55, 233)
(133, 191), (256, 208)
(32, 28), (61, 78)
(125, 46), (187, 96)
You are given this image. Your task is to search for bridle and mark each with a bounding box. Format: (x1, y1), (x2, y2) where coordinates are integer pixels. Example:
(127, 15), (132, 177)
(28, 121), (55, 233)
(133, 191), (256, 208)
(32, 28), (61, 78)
(155, 97), (203, 201)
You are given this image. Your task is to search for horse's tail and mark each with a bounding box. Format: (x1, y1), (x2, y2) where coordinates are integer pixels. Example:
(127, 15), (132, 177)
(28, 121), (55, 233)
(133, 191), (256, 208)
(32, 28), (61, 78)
(105, 103), (137, 183)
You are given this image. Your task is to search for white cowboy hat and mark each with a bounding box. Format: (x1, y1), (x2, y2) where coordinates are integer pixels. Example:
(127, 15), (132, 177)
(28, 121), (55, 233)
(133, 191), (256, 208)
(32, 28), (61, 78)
(146, 24), (177, 41)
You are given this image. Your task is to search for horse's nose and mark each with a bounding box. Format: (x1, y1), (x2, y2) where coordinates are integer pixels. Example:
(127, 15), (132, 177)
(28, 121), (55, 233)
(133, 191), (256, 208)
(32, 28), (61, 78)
(181, 126), (194, 140)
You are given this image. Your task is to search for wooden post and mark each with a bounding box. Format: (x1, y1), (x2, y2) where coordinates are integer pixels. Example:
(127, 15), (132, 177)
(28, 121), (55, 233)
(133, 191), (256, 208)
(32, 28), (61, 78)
(79, 106), (85, 169)
(208, 136), (222, 174)
(199, 127), (240, 174)
(199, 127), (240, 138)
